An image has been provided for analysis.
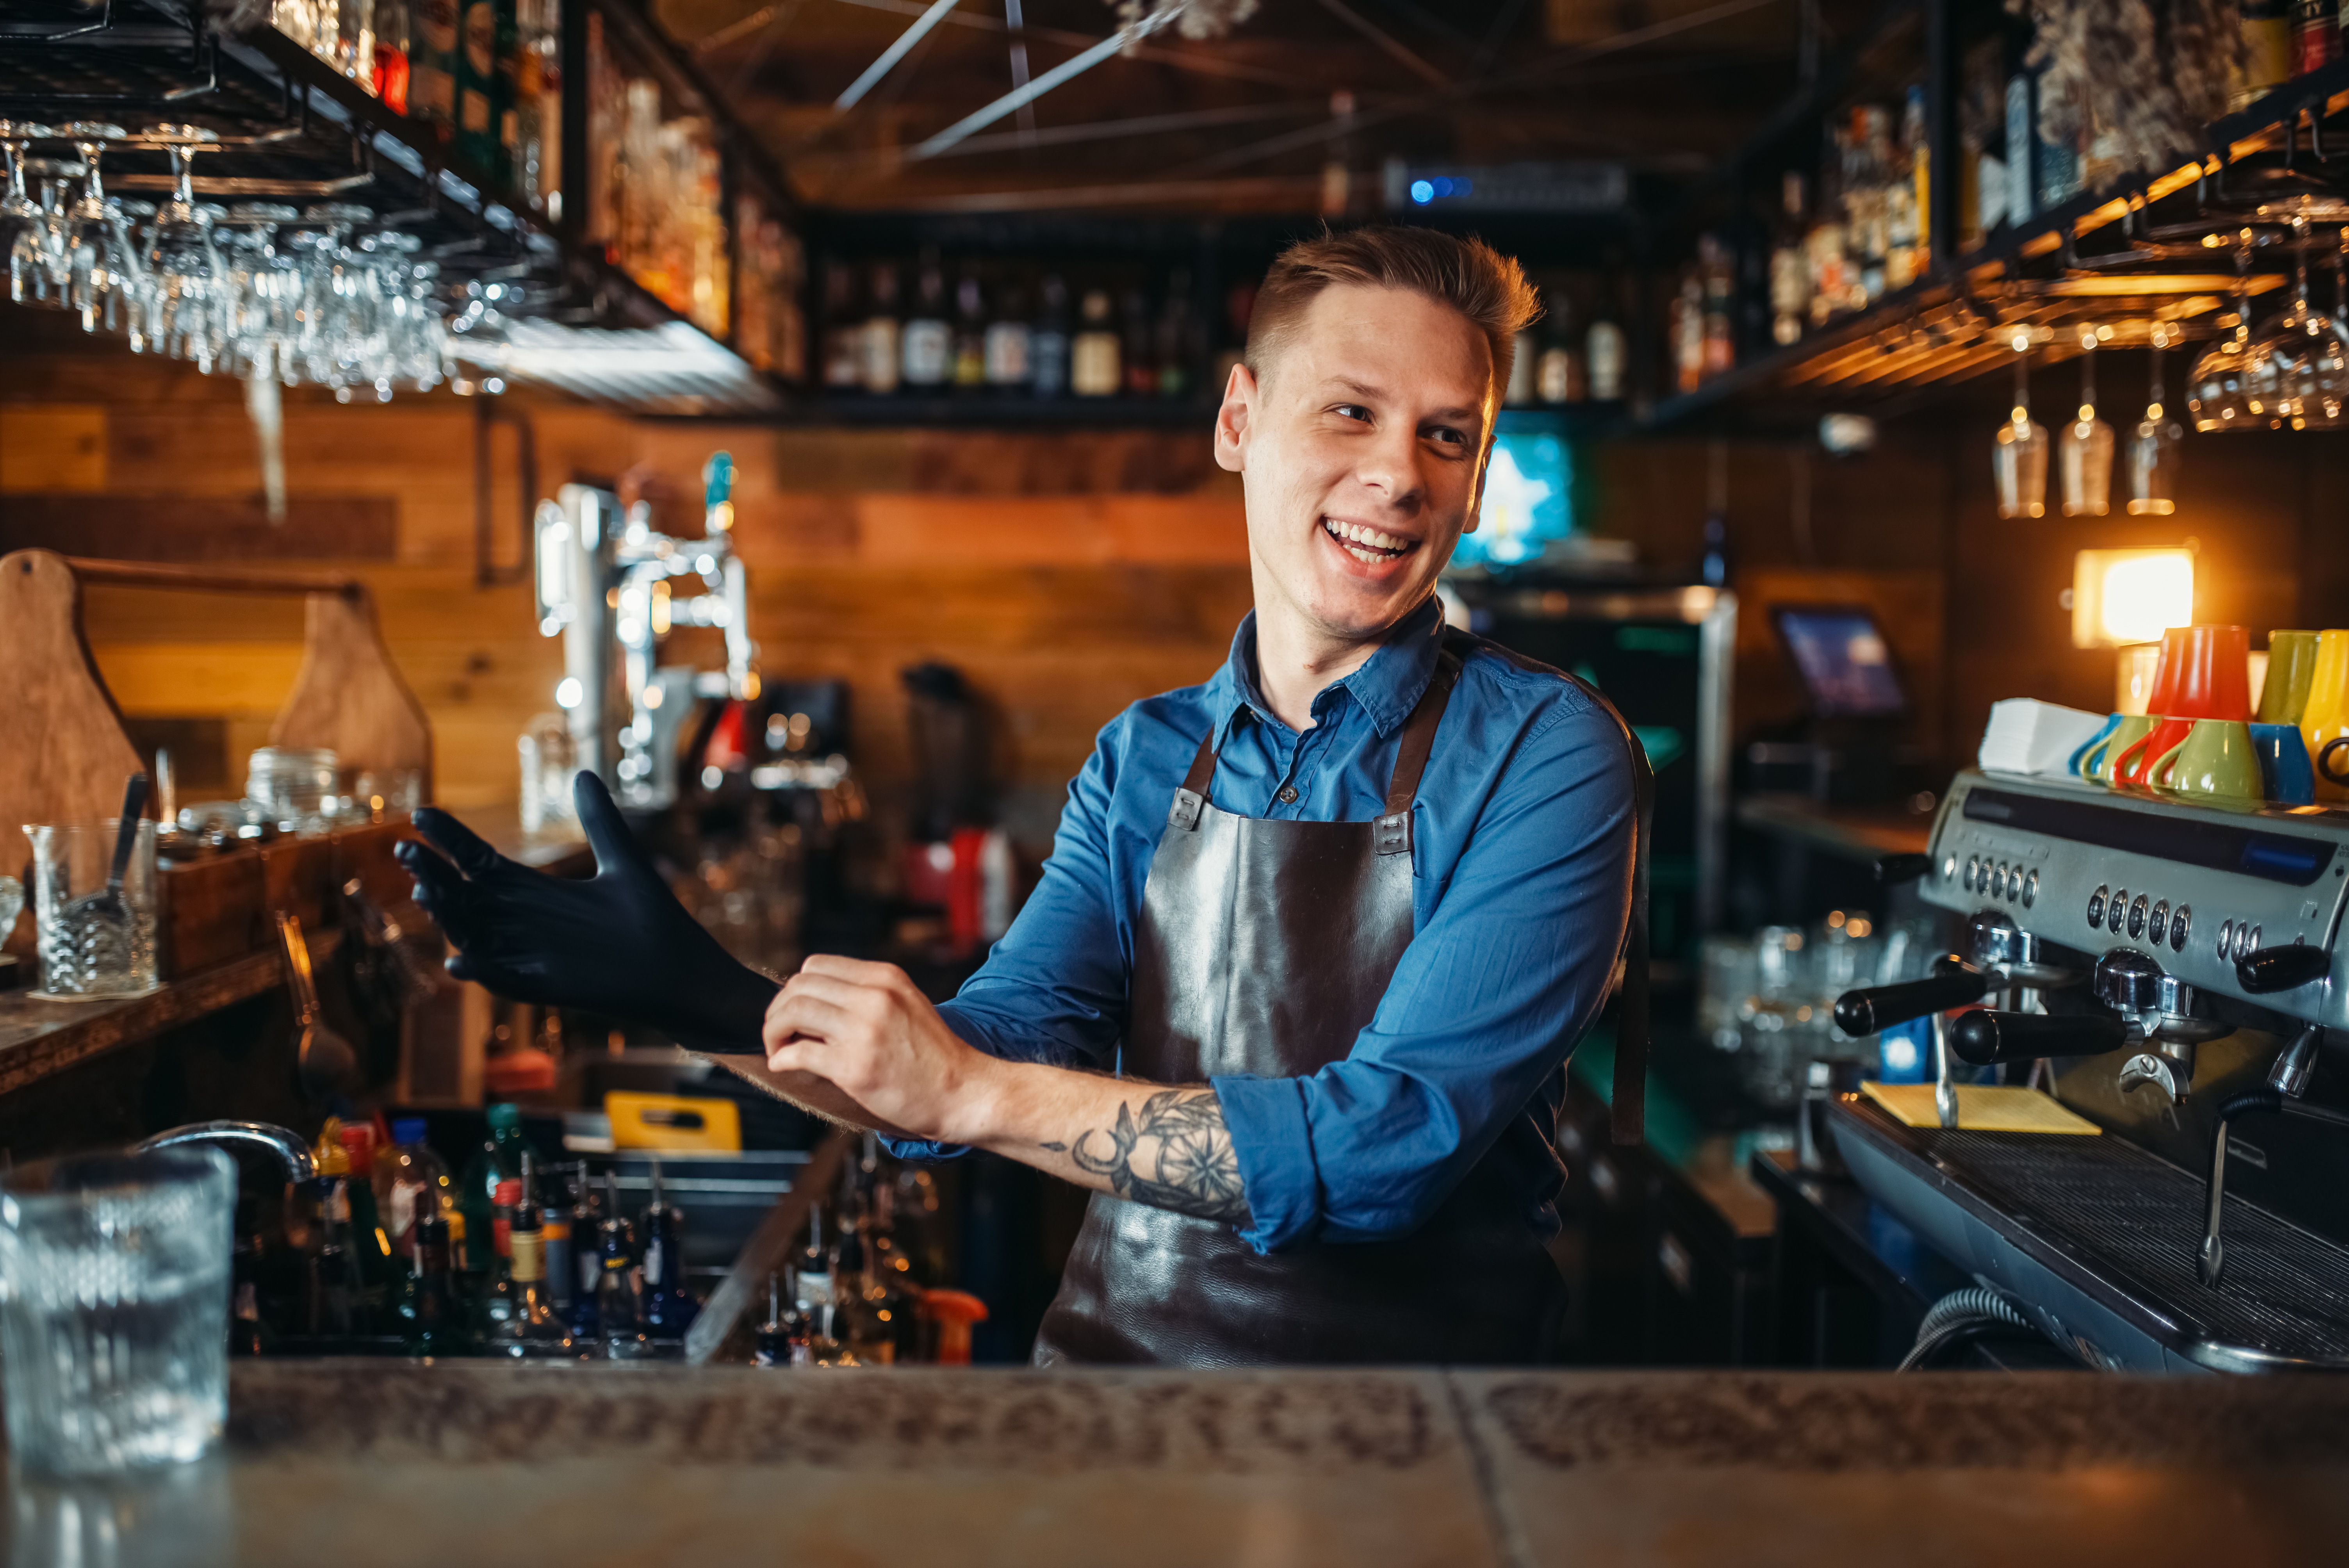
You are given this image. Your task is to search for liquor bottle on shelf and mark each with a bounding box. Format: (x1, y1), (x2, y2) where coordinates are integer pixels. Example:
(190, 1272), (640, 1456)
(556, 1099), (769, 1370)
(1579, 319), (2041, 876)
(1805, 124), (1850, 325)
(410, 0), (459, 128)
(1119, 286), (1157, 397)
(337, 1126), (397, 1315)
(1030, 275), (1072, 399)
(460, 1102), (528, 1285)
(456, 0), (508, 180)
(507, 1170), (577, 1358)
(373, 1116), (451, 1264)
(374, 0), (412, 114)
(1699, 236), (1734, 379)
(1769, 171), (1809, 346)
(822, 262), (864, 391)
(566, 1165), (603, 1343)
(753, 1272), (800, 1367)
(902, 252), (952, 392)
(1900, 85), (1930, 283)
(829, 1222), (892, 1365)
(308, 1162), (366, 1337)
(1672, 271), (1704, 394)
(1506, 312), (1538, 406)
(513, 0), (561, 215)
(1585, 285), (1626, 403)
(952, 268), (988, 392)
(1071, 289), (1120, 397)
(476, 1177), (527, 1354)
(639, 1161), (699, 1348)
(404, 1214), (470, 1357)
(2294, 0), (2340, 74)
(2237, 1), (2292, 106)
(985, 278), (1033, 393)
(1846, 108), (1890, 304)
(861, 262), (902, 395)
(1156, 271), (1196, 400)
(596, 1170), (651, 1360)
(1536, 291), (1581, 405)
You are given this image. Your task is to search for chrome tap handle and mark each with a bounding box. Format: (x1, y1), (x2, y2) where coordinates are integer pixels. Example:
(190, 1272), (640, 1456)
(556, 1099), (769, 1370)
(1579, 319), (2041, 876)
(2270, 1025), (2323, 1099)
(131, 1121), (315, 1183)
(2198, 1090), (2278, 1288)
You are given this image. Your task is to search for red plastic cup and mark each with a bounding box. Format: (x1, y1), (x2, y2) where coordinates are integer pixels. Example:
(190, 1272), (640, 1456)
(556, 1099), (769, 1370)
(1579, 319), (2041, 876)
(2143, 627), (2189, 716)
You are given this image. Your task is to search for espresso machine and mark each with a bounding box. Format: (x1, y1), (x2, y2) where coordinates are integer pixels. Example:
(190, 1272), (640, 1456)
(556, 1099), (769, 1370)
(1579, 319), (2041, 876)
(534, 453), (759, 810)
(1829, 768), (2349, 1372)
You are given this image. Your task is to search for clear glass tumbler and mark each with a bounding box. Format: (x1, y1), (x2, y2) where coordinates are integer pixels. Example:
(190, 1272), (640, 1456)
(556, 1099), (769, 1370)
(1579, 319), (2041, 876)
(27, 819), (159, 1000)
(245, 745), (338, 831)
(0, 1146), (236, 1476)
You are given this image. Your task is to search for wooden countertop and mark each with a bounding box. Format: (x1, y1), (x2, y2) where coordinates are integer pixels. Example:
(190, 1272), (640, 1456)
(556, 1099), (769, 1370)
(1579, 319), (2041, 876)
(14, 1360), (2346, 1566)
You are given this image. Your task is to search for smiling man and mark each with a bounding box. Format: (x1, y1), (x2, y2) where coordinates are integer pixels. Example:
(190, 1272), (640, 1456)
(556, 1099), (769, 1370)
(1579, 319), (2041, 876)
(402, 226), (1643, 1367)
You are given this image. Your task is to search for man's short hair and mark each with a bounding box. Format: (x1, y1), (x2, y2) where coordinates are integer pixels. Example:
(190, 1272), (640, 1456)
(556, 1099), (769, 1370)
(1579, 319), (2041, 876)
(1242, 226), (1540, 408)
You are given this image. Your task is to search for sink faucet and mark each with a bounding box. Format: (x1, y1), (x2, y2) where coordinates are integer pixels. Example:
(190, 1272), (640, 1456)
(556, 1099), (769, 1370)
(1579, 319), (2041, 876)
(131, 1121), (316, 1183)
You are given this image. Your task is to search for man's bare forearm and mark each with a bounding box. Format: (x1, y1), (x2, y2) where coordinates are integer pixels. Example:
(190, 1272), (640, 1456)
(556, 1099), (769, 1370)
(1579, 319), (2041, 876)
(959, 1059), (1254, 1225)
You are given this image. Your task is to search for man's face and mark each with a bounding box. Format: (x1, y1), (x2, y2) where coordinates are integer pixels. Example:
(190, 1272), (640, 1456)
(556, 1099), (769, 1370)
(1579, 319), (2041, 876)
(1215, 283), (1494, 646)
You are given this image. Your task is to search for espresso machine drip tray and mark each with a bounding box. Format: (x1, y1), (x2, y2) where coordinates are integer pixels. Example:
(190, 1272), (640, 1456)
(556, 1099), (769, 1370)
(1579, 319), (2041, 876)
(1832, 1097), (2349, 1372)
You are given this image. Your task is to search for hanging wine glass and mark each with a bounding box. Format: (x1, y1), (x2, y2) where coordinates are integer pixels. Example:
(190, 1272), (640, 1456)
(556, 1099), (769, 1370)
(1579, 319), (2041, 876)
(2189, 228), (2260, 431)
(58, 123), (148, 335)
(140, 125), (227, 371)
(2059, 328), (2115, 516)
(2236, 212), (2349, 430)
(0, 121), (57, 305)
(1993, 330), (2049, 519)
(2128, 333), (2183, 515)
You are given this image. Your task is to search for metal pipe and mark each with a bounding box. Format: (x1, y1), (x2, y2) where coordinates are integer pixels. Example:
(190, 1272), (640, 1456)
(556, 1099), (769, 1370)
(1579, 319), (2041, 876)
(834, 0), (964, 110)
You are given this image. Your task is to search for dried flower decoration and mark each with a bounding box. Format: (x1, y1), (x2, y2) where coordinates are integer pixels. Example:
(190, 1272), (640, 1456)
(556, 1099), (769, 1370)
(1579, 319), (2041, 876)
(1108, 0), (1262, 49)
(2006, 0), (2248, 176)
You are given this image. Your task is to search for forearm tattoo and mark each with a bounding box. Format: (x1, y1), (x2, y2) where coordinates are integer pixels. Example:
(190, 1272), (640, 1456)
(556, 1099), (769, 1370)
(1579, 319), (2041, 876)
(1043, 1089), (1252, 1224)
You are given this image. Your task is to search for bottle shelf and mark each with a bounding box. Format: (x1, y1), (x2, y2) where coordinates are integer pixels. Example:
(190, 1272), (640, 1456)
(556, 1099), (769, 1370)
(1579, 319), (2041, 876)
(1642, 58), (2349, 431)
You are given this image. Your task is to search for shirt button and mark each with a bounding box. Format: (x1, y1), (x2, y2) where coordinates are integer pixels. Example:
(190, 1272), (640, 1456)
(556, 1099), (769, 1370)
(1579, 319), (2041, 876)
(1276, 786), (1299, 804)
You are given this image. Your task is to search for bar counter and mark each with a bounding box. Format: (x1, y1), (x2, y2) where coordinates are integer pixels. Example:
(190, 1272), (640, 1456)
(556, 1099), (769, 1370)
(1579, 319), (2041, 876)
(14, 1362), (2346, 1566)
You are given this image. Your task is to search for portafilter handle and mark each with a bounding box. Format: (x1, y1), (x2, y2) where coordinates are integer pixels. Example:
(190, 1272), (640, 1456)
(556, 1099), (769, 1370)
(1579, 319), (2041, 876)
(1874, 852), (1935, 886)
(1834, 956), (1987, 1037)
(1950, 1009), (2131, 1067)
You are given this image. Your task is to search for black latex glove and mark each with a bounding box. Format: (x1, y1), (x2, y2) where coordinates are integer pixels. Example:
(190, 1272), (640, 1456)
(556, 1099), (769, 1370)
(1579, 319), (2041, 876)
(394, 771), (779, 1053)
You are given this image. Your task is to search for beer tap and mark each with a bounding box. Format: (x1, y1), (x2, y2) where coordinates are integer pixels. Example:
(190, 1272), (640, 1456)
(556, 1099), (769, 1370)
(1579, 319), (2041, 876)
(1834, 911), (2085, 1130)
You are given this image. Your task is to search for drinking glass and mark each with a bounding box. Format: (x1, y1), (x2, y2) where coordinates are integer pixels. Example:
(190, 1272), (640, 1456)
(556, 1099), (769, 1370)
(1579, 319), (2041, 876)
(11, 157), (81, 308)
(2190, 230), (2262, 430)
(2058, 332), (2114, 516)
(27, 820), (160, 1000)
(59, 123), (148, 335)
(0, 120), (56, 301)
(2235, 216), (2349, 430)
(246, 746), (340, 830)
(2128, 342), (2183, 515)
(0, 1147), (237, 1476)
(141, 127), (226, 371)
(215, 201), (301, 379)
(1992, 337), (2048, 519)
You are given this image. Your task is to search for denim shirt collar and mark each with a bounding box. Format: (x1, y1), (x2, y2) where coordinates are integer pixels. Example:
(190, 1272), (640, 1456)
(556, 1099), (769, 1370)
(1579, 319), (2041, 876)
(1209, 594), (1446, 749)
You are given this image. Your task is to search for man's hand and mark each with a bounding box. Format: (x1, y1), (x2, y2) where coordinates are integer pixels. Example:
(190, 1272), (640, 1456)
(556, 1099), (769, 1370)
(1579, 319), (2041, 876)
(765, 959), (1251, 1228)
(761, 955), (1001, 1146)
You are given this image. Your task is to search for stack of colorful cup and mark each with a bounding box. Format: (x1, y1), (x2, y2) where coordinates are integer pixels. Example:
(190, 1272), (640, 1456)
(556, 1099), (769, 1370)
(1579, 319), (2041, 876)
(2075, 626), (2261, 805)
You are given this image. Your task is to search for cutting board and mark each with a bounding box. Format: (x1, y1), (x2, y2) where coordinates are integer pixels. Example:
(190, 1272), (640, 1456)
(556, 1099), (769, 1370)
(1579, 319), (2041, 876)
(1862, 1080), (2103, 1135)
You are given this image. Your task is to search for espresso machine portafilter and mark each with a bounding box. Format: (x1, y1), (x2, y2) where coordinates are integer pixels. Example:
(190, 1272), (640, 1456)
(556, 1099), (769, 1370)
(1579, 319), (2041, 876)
(1833, 889), (2087, 1129)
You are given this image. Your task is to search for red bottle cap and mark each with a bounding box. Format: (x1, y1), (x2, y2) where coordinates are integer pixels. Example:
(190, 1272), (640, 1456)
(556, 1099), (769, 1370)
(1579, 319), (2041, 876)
(493, 1178), (523, 1206)
(338, 1125), (377, 1175)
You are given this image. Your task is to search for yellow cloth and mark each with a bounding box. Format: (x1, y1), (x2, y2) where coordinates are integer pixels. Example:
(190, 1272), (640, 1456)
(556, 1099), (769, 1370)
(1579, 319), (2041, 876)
(1860, 1080), (2103, 1134)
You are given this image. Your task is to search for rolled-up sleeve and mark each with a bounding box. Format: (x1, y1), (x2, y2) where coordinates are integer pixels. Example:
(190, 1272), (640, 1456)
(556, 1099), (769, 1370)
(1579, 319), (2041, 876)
(883, 720), (1135, 1161)
(1213, 694), (1636, 1252)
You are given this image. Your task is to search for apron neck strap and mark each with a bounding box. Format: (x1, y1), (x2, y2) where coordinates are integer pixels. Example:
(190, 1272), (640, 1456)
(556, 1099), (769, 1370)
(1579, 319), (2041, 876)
(1382, 650), (1461, 817)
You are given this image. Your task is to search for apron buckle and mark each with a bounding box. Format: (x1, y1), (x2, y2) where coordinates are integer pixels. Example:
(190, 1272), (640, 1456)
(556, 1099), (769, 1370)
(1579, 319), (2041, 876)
(1374, 811), (1412, 855)
(1167, 789), (1205, 831)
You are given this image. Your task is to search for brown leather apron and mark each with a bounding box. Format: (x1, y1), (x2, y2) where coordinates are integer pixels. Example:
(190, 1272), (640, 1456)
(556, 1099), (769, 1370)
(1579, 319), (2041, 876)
(1032, 641), (1631, 1367)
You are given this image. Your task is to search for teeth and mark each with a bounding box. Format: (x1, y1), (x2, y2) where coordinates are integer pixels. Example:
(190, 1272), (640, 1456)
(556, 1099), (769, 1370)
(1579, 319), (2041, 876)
(1324, 518), (1413, 557)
